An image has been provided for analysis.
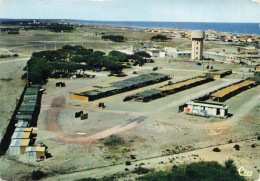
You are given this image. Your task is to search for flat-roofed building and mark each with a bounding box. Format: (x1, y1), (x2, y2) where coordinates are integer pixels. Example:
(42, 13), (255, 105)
(11, 131), (31, 139)
(17, 120), (29, 128)
(210, 80), (257, 102)
(205, 69), (232, 79)
(184, 100), (229, 118)
(26, 146), (46, 161)
(9, 139), (30, 155)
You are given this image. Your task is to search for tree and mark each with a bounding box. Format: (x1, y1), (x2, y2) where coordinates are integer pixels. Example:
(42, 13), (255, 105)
(27, 57), (52, 84)
(151, 34), (170, 42)
(108, 51), (128, 62)
(134, 51), (151, 59)
(101, 35), (127, 42)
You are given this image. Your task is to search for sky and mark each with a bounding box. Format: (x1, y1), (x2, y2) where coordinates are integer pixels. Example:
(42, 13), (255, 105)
(0, 0), (260, 23)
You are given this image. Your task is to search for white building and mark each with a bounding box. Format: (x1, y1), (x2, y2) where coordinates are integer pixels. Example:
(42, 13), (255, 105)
(184, 100), (229, 118)
(148, 49), (165, 58)
(165, 48), (191, 59)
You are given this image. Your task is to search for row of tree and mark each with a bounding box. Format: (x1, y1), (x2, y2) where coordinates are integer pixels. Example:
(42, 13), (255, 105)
(151, 35), (171, 42)
(101, 35), (127, 42)
(46, 23), (75, 33)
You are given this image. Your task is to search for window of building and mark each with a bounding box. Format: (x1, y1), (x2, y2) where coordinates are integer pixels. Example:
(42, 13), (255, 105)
(29, 152), (33, 156)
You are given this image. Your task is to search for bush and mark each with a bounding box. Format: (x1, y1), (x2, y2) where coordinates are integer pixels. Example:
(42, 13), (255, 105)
(233, 144), (240, 150)
(133, 167), (151, 174)
(130, 155), (136, 159)
(125, 161), (131, 166)
(32, 170), (45, 180)
(104, 135), (125, 147)
(228, 139), (233, 143)
(213, 147), (221, 152)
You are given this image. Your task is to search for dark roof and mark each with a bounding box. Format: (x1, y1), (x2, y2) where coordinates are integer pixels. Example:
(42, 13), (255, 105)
(75, 73), (170, 97)
(135, 89), (162, 97)
(19, 103), (36, 112)
(110, 73), (169, 88)
(25, 89), (39, 95)
(16, 114), (32, 120)
(23, 95), (38, 101)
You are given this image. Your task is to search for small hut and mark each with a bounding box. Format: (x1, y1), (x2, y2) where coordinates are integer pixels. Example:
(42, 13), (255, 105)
(25, 147), (46, 161)
(9, 139), (30, 155)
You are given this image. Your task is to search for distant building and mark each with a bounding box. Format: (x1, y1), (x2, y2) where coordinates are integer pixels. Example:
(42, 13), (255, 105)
(191, 30), (205, 60)
(165, 48), (191, 59)
(148, 49), (165, 57)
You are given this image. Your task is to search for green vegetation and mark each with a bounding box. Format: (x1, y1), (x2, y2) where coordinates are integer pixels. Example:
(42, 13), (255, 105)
(101, 35), (127, 42)
(151, 35), (170, 42)
(26, 45), (151, 84)
(46, 23), (75, 33)
(133, 167), (151, 175)
(75, 178), (98, 181)
(139, 161), (245, 181)
(103, 135), (125, 147)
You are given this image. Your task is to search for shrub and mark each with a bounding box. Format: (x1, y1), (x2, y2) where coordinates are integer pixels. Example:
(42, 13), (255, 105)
(213, 147), (221, 152)
(133, 167), (151, 174)
(32, 170), (45, 180)
(125, 161), (131, 166)
(104, 135), (125, 147)
(130, 155), (136, 159)
(233, 144), (240, 150)
(228, 139), (233, 143)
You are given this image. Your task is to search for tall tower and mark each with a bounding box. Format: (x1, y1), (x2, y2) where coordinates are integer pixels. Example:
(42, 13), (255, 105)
(191, 30), (205, 60)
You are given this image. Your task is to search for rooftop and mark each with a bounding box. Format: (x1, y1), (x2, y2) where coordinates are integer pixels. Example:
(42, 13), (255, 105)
(10, 139), (30, 147)
(186, 100), (229, 109)
(211, 80), (256, 98)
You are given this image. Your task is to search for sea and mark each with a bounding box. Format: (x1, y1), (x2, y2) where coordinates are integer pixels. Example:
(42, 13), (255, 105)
(72, 20), (260, 35)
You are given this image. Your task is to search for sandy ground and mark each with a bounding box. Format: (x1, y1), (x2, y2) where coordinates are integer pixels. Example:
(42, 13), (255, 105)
(0, 24), (259, 181)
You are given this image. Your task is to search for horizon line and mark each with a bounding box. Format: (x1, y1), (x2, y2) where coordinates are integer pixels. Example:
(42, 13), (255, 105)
(0, 18), (260, 24)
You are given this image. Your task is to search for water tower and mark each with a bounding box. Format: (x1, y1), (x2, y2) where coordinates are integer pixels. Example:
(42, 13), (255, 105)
(191, 30), (205, 60)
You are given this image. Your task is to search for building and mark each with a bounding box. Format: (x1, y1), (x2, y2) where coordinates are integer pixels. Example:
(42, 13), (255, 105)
(11, 131), (31, 140)
(26, 146), (46, 161)
(71, 73), (171, 102)
(17, 120), (29, 128)
(124, 76), (214, 102)
(14, 127), (33, 133)
(191, 30), (205, 60)
(183, 100), (229, 118)
(210, 80), (257, 102)
(205, 69), (232, 79)
(148, 49), (166, 57)
(9, 139), (30, 155)
(166, 48), (191, 59)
